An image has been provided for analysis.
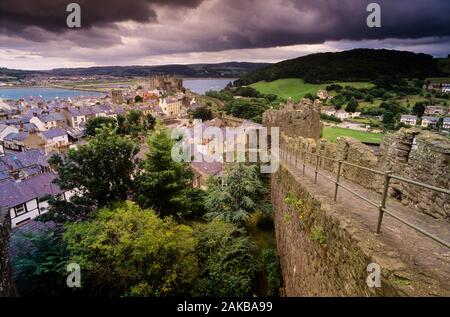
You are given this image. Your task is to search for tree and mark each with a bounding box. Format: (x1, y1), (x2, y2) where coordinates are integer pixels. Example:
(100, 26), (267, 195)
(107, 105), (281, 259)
(63, 201), (199, 296)
(134, 127), (203, 219)
(412, 102), (426, 117)
(192, 221), (260, 297)
(345, 97), (359, 113)
(190, 106), (212, 121)
(85, 116), (117, 137)
(204, 164), (268, 226)
(330, 94), (346, 109)
(134, 95), (143, 103)
(49, 126), (138, 219)
(382, 111), (396, 130)
(117, 111), (154, 138)
(10, 225), (71, 296)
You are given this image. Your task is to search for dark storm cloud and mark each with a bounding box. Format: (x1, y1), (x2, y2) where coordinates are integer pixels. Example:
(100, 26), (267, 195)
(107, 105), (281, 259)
(1, 0), (449, 48)
(195, 0), (450, 51)
(0, 0), (203, 37)
(1, 0), (449, 69)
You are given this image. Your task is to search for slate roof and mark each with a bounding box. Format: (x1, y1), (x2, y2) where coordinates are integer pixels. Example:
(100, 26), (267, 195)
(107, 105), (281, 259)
(0, 150), (49, 180)
(0, 172), (62, 208)
(401, 115), (417, 120)
(191, 160), (223, 177)
(422, 116), (439, 122)
(38, 112), (66, 122)
(40, 129), (67, 139)
(10, 220), (61, 259)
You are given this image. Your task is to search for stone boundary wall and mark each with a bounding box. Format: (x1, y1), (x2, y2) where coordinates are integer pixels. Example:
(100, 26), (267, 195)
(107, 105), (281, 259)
(280, 128), (450, 221)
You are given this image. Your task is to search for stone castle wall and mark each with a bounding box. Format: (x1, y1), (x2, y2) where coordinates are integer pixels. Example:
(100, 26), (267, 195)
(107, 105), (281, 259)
(0, 207), (14, 297)
(379, 129), (450, 220)
(272, 165), (450, 296)
(280, 129), (450, 221)
(263, 98), (322, 140)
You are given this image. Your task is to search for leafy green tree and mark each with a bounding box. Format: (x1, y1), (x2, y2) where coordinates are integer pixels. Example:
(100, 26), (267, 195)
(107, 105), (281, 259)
(345, 97), (359, 112)
(10, 226), (71, 296)
(85, 116), (117, 137)
(63, 201), (199, 297)
(204, 164), (268, 226)
(134, 127), (202, 219)
(412, 102), (426, 117)
(192, 221), (260, 297)
(134, 95), (143, 103)
(190, 106), (212, 121)
(49, 126), (138, 219)
(261, 248), (282, 296)
(331, 94), (346, 109)
(117, 111), (155, 138)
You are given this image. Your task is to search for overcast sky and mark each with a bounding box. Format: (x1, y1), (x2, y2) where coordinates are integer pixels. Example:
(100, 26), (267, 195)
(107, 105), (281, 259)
(1, 0), (449, 70)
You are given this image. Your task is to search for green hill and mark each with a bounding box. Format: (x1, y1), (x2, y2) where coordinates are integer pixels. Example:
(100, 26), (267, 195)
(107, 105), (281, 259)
(237, 49), (442, 85)
(250, 78), (373, 101)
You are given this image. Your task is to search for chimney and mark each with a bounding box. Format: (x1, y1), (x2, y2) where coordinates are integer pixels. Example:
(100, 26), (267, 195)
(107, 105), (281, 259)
(19, 121), (24, 131)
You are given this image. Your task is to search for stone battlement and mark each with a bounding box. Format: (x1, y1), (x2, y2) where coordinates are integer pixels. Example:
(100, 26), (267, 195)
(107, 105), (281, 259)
(263, 98), (323, 140)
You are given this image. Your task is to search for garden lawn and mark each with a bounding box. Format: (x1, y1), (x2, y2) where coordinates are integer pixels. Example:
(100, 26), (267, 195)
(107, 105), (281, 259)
(323, 126), (384, 143)
(250, 78), (373, 101)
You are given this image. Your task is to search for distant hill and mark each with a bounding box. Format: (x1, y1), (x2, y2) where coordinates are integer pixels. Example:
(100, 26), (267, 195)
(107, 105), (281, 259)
(0, 62), (270, 80)
(236, 49), (444, 85)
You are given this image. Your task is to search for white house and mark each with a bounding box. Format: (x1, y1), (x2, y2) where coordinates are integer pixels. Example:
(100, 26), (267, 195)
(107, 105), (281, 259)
(39, 129), (69, 149)
(30, 112), (66, 131)
(335, 109), (349, 120)
(321, 106), (336, 116)
(443, 117), (450, 130)
(0, 124), (19, 141)
(400, 115), (418, 126)
(63, 107), (87, 129)
(421, 116), (439, 128)
(0, 172), (75, 227)
(159, 97), (183, 116)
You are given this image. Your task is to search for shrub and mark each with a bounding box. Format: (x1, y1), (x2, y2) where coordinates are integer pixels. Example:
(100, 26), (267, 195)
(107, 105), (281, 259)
(262, 248), (282, 296)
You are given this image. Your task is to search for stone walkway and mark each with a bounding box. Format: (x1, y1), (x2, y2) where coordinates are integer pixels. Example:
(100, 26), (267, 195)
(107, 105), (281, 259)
(281, 151), (450, 293)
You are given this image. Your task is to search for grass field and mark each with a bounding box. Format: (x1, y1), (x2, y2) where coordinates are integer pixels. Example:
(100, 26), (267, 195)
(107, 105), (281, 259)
(322, 126), (385, 143)
(250, 78), (374, 101)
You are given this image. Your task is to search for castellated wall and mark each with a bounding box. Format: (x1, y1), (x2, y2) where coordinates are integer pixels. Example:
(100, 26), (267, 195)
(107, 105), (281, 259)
(263, 98), (323, 140)
(281, 128), (450, 221)
(379, 129), (450, 220)
(272, 165), (450, 296)
(0, 207), (15, 297)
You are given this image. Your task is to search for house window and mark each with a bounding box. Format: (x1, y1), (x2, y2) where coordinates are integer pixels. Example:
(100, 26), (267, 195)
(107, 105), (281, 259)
(15, 204), (26, 216)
